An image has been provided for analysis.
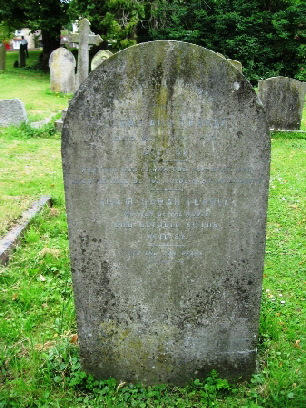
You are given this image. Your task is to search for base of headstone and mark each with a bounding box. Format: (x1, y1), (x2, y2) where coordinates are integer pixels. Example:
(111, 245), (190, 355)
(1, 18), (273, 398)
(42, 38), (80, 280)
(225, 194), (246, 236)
(55, 119), (63, 132)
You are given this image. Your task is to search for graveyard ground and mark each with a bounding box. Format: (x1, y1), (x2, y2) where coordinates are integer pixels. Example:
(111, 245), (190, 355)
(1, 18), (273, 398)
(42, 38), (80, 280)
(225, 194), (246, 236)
(0, 55), (305, 407)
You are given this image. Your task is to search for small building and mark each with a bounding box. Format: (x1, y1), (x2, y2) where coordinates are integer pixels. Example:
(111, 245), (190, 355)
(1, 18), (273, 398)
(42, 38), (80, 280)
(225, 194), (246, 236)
(11, 28), (41, 50)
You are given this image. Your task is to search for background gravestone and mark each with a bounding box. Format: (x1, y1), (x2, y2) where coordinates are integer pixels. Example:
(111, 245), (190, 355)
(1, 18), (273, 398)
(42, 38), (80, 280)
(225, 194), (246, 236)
(0, 99), (27, 126)
(49, 48), (76, 94)
(0, 44), (6, 71)
(19, 45), (26, 68)
(62, 41), (270, 385)
(228, 59), (242, 73)
(91, 50), (113, 71)
(258, 76), (305, 130)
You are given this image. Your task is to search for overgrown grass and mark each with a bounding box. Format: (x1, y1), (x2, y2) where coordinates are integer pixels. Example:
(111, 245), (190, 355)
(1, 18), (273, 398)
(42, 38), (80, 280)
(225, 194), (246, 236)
(0, 132), (305, 406)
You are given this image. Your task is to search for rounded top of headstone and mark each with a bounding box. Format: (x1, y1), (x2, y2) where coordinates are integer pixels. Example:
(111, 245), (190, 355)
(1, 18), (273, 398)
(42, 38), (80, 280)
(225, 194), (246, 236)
(259, 76), (302, 83)
(69, 41), (260, 116)
(91, 50), (113, 71)
(64, 39), (269, 176)
(49, 47), (76, 67)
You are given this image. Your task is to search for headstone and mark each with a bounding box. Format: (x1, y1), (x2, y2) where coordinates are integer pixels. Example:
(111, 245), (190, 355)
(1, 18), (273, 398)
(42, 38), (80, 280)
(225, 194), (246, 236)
(0, 99), (27, 126)
(228, 59), (242, 73)
(0, 44), (6, 70)
(62, 41), (270, 385)
(19, 45), (26, 68)
(68, 18), (102, 87)
(91, 50), (113, 71)
(258, 76), (305, 130)
(49, 48), (76, 94)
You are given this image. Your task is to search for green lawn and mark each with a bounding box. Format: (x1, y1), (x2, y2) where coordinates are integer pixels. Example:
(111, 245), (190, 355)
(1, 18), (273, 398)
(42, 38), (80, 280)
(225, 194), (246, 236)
(0, 51), (70, 121)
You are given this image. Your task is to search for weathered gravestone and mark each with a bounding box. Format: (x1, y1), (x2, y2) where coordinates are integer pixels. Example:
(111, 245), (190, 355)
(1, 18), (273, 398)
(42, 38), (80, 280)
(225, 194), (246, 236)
(49, 48), (76, 94)
(0, 99), (27, 126)
(216, 54), (242, 73)
(258, 76), (305, 130)
(0, 44), (6, 71)
(91, 50), (113, 71)
(228, 59), (242, 73)
(68, 18), (102, 88)
(62, 41), (270, 385)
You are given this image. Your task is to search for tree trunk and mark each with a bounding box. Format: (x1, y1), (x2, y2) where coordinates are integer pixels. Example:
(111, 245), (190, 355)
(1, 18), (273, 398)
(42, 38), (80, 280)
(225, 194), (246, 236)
(39, 27), (61, 70)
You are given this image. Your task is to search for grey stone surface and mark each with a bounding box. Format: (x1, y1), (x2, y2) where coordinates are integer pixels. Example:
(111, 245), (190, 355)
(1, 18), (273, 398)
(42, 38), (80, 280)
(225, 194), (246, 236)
(0, 99), (27, 126)
(55, 119), (63, 131)
(0, 196), (51, 265)
(91, 50), (113, 71)
(77, 19), (90, 85)
(62, 109), (68, 120)
(258, 76), (305, 130)
(49, 48), (76, 94)
(0, 44), (6, 70)
(62, 40), (270, 385)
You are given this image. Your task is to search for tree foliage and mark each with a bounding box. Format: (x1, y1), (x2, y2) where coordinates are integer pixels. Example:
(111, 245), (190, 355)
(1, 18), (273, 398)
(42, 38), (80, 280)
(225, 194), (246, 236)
(0, 0), (304, 81)
(141, 0), (306, 83)
(69, 0), (146, 50)
(0, 0), (70, 68)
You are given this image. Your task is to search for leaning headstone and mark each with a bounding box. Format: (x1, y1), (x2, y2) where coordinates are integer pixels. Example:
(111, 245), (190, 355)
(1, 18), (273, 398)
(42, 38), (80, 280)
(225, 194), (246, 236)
(0, 44), (6, 70)
(91, 50), (113, 71)
(62, 41), (270, 385)
(0, 99), (27, 126)
(258, 76), (305, 130)
(228, 59), (242, 73)
(19, 45), (26, 68)
(49, 48), (76, 94)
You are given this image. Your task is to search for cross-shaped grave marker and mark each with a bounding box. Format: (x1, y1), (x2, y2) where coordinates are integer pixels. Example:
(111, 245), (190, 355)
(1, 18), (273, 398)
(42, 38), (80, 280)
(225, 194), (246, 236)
(68, 18), (102, 87)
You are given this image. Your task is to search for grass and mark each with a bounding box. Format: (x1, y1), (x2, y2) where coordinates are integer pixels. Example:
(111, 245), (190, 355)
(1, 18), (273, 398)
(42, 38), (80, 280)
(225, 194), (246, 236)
(0, 135), (304, 407)
(0, 51), (71, 121)
(0, 64), (305, 407)
(0, 135), (62, 236)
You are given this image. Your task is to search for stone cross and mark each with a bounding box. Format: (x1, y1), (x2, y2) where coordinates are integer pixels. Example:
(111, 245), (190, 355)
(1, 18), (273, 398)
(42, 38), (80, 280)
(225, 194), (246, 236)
(68, 18), (102, 86)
